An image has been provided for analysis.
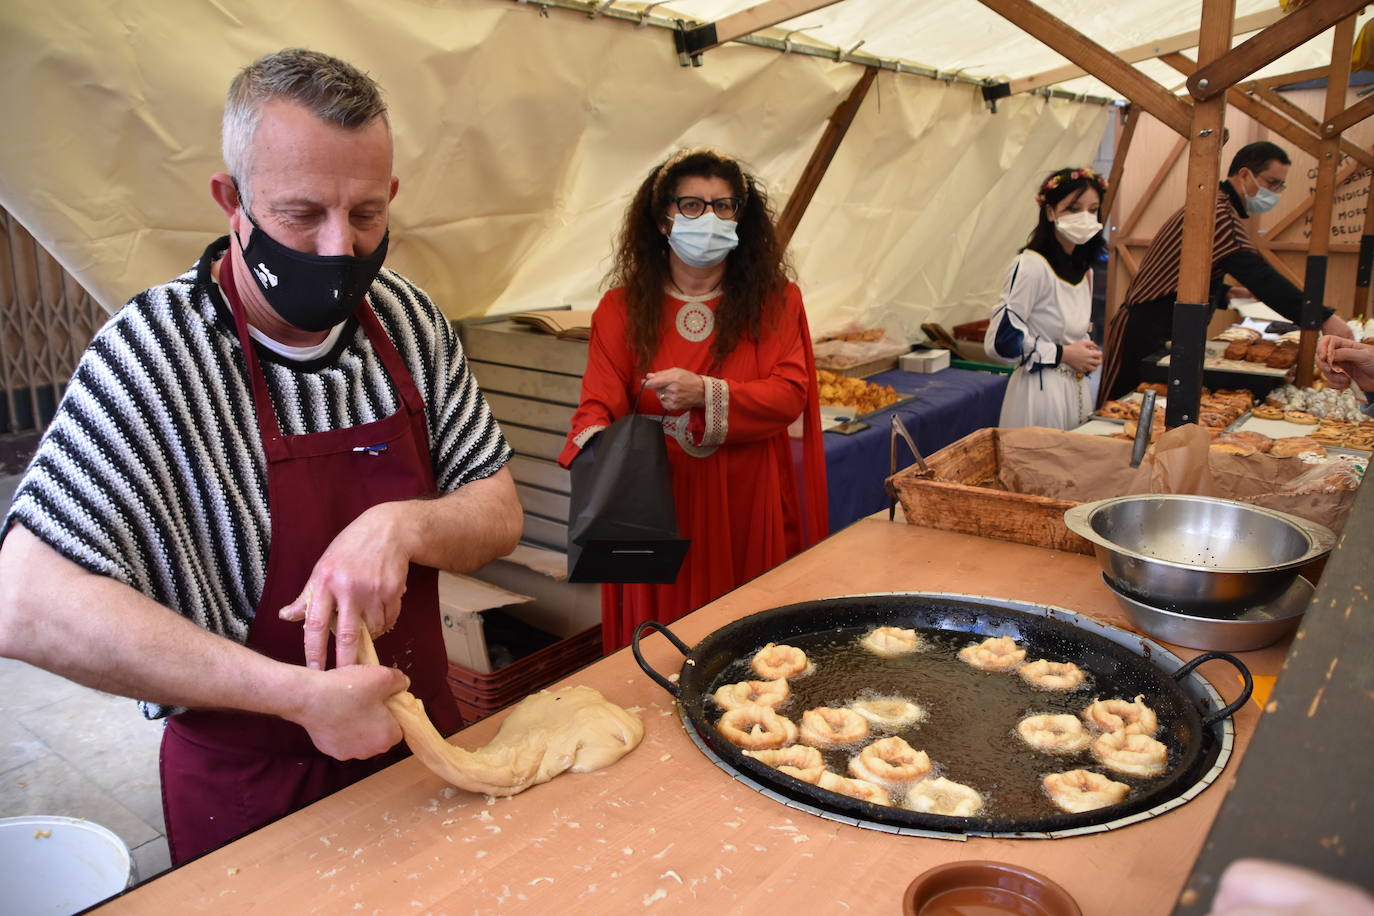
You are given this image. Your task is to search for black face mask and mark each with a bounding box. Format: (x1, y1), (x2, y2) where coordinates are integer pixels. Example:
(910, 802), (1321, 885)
(236, 210), (389, 332)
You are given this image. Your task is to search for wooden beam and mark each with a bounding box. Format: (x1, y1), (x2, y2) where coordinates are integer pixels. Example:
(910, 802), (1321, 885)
(1114, 241), (1141, 276)
(1009, 8), (1284, 94)
(1118, 135), (1189, 241)
(775, 67), (878, 249)
(1162, 52), (1322, 161)
(1246, 66), (1330, 90)
(1244, 83), (1374, 170)
(1187, 0), (1367, 101)
(1168, 0), (1233, 428)
(1297, 14), (1357, 385)
(1353, 169), (1374, 319)
(1322, 94), (1374, 136)
(676, 0), (845, 55)
(975, 0), (1193, 136)
(1101, 106), (1140, 224)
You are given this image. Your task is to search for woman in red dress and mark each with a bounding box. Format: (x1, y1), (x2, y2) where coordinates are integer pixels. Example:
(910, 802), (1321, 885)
(560, 148), (828, 652)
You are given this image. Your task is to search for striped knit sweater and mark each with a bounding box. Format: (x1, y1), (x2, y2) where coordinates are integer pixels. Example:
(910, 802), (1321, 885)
(4, 239), (511, 715)
(1122, 188), (1252, 306)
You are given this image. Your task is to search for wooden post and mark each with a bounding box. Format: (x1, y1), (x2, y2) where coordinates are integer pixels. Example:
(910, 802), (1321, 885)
(1354, 169), (1374, 320)
(775, 67), (878, 250)
(1167, 0), (1234, 429)
(1298, 14), (1358, 385)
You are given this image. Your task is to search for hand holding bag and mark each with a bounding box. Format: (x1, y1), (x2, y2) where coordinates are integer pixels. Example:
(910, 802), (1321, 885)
(567, 382), (690, 583)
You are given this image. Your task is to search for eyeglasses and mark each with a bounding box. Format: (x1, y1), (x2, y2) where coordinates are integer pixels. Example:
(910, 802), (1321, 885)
(672, 196), (744, 220)
(1254, 172), (1287, 193)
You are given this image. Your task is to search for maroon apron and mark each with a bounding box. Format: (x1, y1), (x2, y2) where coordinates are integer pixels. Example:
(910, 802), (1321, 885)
(159, 263), (463, 865)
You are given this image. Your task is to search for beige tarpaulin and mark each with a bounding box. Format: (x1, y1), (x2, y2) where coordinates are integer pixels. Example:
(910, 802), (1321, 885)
(0, 0), (1105, 335)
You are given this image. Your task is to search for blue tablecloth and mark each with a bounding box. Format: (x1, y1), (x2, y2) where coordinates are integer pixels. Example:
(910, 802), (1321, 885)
(822, 367), (1008, 532)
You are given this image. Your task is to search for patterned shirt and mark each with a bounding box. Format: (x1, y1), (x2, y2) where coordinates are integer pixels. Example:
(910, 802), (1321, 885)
(4, 238), (510, 715)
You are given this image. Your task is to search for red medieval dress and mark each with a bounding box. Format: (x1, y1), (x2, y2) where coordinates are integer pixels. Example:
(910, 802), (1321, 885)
(559, 282), (829, 652)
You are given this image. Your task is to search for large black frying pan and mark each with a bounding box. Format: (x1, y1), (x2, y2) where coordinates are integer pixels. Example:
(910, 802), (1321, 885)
(633, 593), (1252, 836)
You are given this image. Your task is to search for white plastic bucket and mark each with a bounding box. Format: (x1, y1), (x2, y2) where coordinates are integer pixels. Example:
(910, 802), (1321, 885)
(0, 816), (135, 914)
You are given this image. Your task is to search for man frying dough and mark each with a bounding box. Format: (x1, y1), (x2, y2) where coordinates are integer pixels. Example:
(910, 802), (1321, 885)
(0, 49), (521, 863)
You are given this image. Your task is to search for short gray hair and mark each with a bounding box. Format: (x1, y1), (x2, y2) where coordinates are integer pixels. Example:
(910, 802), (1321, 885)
(222, 49), (388, 209)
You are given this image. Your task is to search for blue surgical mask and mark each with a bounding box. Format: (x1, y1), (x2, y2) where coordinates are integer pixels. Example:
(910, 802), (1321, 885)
(1246, 186), (1281, 215)
(667, 212), (739, 268)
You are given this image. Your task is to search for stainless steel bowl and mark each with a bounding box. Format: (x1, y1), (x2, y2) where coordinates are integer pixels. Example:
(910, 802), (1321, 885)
(1064, 495), (1334, 612)
(1102, 573), (1310, 652)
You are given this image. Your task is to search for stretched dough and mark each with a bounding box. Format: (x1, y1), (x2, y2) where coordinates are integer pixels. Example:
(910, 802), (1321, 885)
(359, 628), (644, 796)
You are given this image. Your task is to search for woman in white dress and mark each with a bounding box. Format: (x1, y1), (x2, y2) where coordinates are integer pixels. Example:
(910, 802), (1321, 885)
(984, 167), (1106, 429)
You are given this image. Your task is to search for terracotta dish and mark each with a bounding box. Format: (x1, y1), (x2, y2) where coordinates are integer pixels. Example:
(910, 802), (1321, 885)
(902, 861), (1081, 916)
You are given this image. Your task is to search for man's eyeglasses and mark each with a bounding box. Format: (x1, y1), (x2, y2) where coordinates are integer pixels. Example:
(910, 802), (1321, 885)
(1255, 173), (1286, 193)
(672, 196), (744, 220)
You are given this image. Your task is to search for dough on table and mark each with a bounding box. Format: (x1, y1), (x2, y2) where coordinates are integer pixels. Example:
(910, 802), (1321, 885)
(359, 629), (644, 796)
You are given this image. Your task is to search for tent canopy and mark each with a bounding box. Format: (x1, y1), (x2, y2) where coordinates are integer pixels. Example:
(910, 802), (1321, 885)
(0, 1), (1361, 338)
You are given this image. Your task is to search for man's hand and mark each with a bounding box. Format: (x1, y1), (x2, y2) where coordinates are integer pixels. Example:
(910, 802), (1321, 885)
(1062, 339), (1102, 373)
(286, 663), (409, 760)
(1321, 314), (1354, 340)
(279, 502), (411, 669)
(645, 368), (706, 412)
(1316, 335), (1374, 392)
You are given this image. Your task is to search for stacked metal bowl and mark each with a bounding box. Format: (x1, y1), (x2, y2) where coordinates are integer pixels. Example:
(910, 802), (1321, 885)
(1064, 494), (1334, 651)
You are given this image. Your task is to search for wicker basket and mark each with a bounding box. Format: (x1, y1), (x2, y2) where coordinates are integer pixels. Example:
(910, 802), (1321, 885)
(886, 427), (1093, 555)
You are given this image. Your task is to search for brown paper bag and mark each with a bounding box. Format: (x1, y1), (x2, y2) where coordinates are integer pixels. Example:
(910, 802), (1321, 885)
(1125, 424), (1217, 496)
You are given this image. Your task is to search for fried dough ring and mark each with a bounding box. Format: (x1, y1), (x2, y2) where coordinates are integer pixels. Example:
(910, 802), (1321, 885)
(958, 635), (1026, 672)
(902, 777), (984, 817)
(744, 746), (825, 784)
(1017, 659), (1086, 692)
(847, 737), (932, 789)
(715, 706), (799, 750)
(751, 643), (812, 679)
(1090, 731), (1168, 777)
(859, 626), (923, 657)
(1016, 714), (1092, 754)
(1081, 695), (1159, 736)
(1043, 769), (1130, 813)
(849, 696), (925, 729)
(817, 770), (890, 806)
(799, 707), (870, 747)
(712, 678), (790, 711)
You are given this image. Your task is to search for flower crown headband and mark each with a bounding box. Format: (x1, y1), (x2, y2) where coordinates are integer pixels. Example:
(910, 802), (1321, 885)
(651, 146), (750, 202)
(1036, 167), (1107, 205)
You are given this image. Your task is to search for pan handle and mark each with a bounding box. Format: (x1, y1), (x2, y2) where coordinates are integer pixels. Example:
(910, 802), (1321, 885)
(632, 620), (691, 698)
(1172, 651), (1253, 728)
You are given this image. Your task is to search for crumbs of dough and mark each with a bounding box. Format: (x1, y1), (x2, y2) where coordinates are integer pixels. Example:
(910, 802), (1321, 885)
(475, 851), (488, 859)
(659, 754), (672, 761)
(530, 877), (554, 885)
(227, 867), (239, 877)
(643, 888), (668, 906)
(660, 871), (683, 884)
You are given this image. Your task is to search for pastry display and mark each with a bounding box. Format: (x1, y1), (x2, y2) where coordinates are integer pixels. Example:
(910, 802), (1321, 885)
(816, 370), (903, 414)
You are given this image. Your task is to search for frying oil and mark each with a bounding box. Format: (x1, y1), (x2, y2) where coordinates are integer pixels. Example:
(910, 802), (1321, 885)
(711, 627), (1179, 821)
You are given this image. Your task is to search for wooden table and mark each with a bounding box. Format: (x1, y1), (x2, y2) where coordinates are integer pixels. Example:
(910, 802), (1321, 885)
(100, 519), (1280, 915)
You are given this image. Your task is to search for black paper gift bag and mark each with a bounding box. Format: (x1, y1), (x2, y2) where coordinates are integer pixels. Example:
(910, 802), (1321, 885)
(566, 407), (690, 584)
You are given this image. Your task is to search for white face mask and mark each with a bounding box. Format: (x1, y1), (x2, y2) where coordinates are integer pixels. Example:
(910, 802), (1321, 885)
(1241, 171), (1282, 215)
(667, 212), (739, 268)
(1054, 210), (1102, 246)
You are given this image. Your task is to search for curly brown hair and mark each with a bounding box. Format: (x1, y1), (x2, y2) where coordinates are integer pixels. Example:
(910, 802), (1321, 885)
(609, 149), (791, 372)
